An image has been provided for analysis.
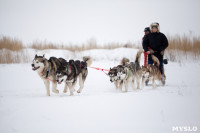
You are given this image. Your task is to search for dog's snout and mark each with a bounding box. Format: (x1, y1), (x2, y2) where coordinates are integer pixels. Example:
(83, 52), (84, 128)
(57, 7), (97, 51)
(31, 64), (34, 67)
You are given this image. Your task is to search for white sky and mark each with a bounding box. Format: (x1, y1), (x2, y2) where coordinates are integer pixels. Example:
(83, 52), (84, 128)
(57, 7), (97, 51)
(0, 0), (200, 45)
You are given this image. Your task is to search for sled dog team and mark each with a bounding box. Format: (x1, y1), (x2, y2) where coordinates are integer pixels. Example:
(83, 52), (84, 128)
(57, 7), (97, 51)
(108, 49), (165, 92)
(31, 50), (165, 96)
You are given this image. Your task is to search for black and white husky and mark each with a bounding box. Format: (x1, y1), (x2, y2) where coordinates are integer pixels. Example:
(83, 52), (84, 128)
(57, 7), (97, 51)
(56, 56), (92, 95)
(108, 65), (124, 90)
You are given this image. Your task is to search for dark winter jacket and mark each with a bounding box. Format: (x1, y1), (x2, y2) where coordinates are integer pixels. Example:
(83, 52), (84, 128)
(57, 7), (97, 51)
(142, 32), (168, 53)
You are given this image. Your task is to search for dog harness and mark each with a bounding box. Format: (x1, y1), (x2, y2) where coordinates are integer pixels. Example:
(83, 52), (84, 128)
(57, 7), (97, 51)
(41, 66), (49, 78)
(134, 64), (137, 72)
(45, 67), (49, 78)
(126, 69), (131, 80)
(41, 67), (56, 82)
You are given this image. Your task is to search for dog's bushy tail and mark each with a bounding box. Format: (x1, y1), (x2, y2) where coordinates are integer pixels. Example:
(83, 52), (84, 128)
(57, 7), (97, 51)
(135, 49), (143, 64)
(120, 58), (130, 65)
(151, 55), (160, 67)
(83, 56), (92, 67)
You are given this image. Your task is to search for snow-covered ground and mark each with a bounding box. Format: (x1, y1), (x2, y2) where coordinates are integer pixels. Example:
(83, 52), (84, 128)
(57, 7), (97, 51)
(0, 48), (200, 133)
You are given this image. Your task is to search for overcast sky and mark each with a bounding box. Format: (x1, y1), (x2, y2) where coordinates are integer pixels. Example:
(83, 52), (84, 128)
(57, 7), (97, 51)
(0, 0), (200, 45)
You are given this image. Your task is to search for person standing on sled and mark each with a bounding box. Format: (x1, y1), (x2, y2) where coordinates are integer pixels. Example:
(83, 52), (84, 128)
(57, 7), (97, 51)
(142, 22), (168, 85)
(142, 27), (151, 66)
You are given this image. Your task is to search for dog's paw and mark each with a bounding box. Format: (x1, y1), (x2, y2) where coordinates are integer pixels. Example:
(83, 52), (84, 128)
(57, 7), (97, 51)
(63, 90), (67, 93)
(77, 89), (81, 93)
(52, 89), (59, 94)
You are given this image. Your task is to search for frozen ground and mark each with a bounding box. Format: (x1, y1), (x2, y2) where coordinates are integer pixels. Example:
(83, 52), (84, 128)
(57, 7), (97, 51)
(0, 49), (200, 133)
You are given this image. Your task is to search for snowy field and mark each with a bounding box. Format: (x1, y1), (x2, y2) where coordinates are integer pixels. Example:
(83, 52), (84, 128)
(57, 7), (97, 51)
(0, 48), (200, 133)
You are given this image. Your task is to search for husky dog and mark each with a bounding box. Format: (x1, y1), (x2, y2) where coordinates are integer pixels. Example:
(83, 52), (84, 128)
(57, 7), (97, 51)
(108, 50), (143, 92)
(116, 50), (143, 92)
(108, 66), (124, 90)
(56, 56), (92, 95)
(31, 54), (64, 96)
(141, 55), (163, 89)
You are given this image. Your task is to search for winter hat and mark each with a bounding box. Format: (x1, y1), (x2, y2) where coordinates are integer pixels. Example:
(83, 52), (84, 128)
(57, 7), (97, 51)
(150, 22), (160, 33)
(144, 27), (150, 32)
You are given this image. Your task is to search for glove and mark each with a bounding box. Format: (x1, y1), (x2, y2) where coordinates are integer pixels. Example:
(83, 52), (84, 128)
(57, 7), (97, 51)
(149, 49), (154, 54)
(160, 50), (164, 55)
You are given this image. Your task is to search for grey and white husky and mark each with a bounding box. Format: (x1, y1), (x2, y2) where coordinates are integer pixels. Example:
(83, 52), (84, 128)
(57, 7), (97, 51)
(31, 54), (64, 96)
(108, 50), (143, 92)
(56, 56), (92, 95)
(116, 49), (143, 92)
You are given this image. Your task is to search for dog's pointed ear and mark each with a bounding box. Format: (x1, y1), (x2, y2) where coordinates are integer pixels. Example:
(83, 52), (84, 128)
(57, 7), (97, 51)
(35, 54), (37, 58)
(43, 54), (45, 58)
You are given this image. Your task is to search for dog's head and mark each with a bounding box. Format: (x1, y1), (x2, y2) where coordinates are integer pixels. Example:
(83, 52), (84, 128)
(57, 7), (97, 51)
(56, 69), (68, 84)
(141, 65), (150, 78)
(108, 67), (118, 82)
(117, 66), (127, 80)
(31, 54), (46, 71)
